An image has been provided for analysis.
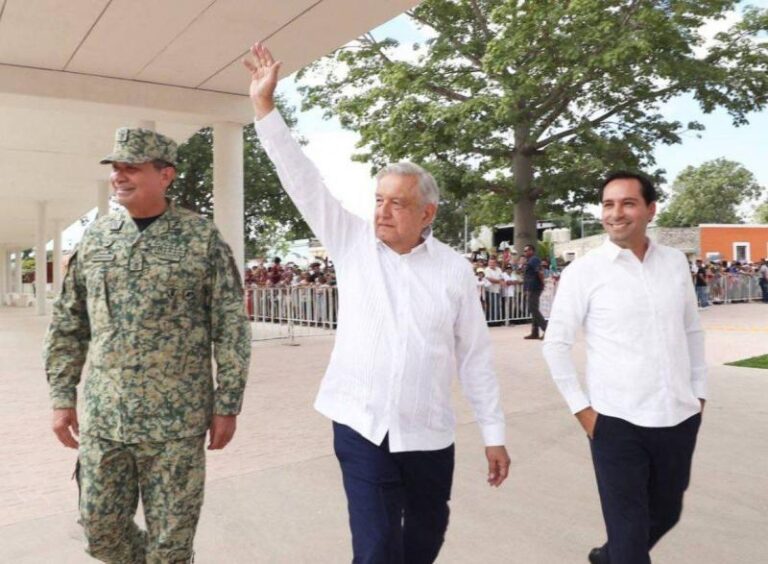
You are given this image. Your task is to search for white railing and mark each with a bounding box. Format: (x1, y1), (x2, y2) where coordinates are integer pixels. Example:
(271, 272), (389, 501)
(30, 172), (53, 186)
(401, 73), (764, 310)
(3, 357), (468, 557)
(479, 275), (564, 325)
(248, 286), (338, 342)
(246, 274), (763, 342)
(706, 273), (763, 304)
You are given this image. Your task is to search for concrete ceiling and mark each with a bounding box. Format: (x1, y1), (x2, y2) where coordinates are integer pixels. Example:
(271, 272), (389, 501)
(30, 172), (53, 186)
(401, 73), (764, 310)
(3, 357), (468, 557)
(0, 0), (421, 248)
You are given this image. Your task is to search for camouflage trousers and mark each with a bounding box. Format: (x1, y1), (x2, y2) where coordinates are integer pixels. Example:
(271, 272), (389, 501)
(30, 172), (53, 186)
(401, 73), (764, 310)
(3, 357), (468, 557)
(77, 433), (206, 564)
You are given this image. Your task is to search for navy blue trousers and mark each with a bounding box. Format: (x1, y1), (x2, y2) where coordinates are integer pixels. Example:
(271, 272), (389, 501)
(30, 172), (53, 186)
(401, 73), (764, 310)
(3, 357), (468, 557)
(333, 422), (455, 564)
(589, 413), (702, 564)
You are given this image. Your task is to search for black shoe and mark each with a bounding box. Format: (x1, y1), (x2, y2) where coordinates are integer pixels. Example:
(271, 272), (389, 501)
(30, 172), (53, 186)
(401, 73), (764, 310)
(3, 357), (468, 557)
(588, 546), (605, 564)
(523, 333), (540, 340)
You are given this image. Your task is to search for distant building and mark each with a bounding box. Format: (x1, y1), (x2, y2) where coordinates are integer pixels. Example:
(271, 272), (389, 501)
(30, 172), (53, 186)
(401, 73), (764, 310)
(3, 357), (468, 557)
(554, 227), (699, 262)
(554, 224), (768, 263)
(699, 224), (768, 263)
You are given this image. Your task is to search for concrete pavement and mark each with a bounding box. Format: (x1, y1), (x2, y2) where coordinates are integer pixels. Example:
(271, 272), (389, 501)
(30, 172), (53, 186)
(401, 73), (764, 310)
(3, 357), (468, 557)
(1, 303), (766, 562)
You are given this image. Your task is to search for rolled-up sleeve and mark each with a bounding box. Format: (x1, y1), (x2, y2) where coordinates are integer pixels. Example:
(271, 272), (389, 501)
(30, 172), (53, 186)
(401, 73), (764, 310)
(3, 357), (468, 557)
(454, 265), (506, 446)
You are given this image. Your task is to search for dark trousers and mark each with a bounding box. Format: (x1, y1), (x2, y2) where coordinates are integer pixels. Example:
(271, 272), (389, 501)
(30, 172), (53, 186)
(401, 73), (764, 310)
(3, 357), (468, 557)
(695, 286), (709, 308)
(760, 278), (768, 302)
(333, 422), (455, 564)
(526, 290), (548, 335)
(589, 413), (702, 564)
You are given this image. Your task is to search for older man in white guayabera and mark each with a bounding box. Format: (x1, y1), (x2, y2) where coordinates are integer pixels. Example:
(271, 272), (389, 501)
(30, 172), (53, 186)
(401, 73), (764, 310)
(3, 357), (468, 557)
(243, 42), (510, 564)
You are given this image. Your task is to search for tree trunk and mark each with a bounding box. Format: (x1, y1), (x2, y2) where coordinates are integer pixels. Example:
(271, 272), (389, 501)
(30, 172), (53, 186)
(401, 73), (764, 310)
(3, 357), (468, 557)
(512, 151), (537, 253)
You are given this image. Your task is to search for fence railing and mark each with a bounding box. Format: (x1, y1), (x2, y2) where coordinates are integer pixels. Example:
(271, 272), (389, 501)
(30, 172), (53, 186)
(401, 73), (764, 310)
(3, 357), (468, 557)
(706, 273), (763, 304)
(246, 274), (764, 341)
(481, 290), (531, 324)
(248, 286), (338, 342)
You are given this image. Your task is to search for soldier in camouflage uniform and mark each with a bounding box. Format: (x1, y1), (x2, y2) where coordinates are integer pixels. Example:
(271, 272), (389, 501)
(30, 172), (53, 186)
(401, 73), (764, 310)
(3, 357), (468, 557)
(44, 127), (252, 563)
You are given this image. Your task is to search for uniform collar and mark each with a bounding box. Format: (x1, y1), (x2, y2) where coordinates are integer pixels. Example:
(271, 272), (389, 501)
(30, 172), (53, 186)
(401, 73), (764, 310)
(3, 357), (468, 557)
(115, 198), (179, 235)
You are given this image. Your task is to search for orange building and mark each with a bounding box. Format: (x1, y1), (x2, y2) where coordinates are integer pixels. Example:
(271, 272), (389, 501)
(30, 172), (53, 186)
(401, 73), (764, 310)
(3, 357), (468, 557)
(699, 224), (768, 263)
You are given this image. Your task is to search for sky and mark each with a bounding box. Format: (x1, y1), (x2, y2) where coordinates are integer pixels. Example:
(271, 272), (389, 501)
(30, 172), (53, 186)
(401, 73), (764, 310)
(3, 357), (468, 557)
(61, 2), (768, 249)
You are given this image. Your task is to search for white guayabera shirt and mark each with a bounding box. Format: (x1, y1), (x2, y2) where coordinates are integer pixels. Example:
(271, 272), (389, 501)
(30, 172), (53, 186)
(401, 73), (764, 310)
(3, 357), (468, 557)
(255, 110), (505, 452)
(542, 239), (707, 427)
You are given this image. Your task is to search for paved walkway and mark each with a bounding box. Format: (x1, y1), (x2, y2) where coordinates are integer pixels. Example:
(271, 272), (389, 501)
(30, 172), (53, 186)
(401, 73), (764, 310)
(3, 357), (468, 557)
(1, 303), (766, 562)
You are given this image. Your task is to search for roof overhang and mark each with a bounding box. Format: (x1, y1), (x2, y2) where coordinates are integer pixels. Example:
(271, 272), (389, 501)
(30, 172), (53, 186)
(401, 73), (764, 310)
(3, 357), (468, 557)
(0, 0), (421, 248)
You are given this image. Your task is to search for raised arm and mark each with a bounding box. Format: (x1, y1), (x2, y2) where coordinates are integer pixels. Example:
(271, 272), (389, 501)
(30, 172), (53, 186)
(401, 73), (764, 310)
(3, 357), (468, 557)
(243, 42), (366, 261)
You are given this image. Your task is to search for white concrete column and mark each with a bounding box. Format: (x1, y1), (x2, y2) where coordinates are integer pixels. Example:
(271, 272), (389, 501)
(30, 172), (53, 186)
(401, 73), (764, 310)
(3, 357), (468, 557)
(97, 180), (110, 218)
(52, 220), (63, 295)
(213, 122), (245, 275)
(0, 247), (7, 305)
(13, 249), (22, 294)
(35, 201), (48, 315)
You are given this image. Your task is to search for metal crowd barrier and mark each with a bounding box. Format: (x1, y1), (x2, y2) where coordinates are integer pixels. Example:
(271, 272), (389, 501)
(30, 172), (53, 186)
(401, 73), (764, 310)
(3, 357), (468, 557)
(707, 273), (762, 304)
(249, 286), (338, 342)
(481, 277), (562, 324)
(481, 290), (530, 324)
(247, 274), (762, 341)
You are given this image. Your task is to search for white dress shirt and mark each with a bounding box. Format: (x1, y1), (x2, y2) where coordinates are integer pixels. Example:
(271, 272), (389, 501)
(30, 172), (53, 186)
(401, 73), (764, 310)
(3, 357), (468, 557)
(542, 238), (706, 427)
(254, 110), (505, 452)
(501, 271), (519, 298)
(483, 266), (503, 294)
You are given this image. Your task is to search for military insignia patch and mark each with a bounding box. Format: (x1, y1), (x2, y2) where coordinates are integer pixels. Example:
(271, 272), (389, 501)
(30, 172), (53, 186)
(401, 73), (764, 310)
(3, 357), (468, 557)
(91, 252), (115, 262)
(117, 129), (129, 142)
(151, 242), (185, 262)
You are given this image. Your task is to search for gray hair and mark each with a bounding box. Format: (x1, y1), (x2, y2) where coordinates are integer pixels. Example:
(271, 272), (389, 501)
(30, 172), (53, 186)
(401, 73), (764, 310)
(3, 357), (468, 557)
(375, 161), (440, 206)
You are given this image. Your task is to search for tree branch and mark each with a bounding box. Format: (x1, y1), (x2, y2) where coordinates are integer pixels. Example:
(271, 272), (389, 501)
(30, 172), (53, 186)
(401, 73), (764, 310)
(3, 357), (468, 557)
(360, 33), (471, 103)
(535, 86), (679, 149)
(468, 0), (492, 41)
(406, 10), (486, 72)
(525, 0), (644, 125)
(530, 94), (574, 141)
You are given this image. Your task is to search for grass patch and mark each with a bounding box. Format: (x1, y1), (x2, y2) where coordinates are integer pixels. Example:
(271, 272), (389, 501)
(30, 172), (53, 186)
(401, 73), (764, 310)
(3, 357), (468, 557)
(726, 354), (768, 369)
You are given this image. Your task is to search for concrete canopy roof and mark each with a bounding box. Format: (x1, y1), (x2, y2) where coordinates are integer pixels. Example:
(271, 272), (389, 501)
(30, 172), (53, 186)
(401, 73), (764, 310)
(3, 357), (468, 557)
(0, 0), (420, 248)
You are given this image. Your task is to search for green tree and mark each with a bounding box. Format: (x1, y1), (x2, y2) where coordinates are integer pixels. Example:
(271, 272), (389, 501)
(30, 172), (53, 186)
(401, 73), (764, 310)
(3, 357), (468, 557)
(297, 0), (768, 251)
(171, 97), (311, 257)
(753, 201), (768, 224)
(656, 158), (764, 226)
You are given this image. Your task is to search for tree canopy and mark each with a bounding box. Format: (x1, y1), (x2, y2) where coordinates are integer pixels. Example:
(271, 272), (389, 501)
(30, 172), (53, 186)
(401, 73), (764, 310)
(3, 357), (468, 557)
(753, 201), (768, 224)
(297, 0), (768, 250)
(656, 158), (764, 226)
(170, 98), (311, 257)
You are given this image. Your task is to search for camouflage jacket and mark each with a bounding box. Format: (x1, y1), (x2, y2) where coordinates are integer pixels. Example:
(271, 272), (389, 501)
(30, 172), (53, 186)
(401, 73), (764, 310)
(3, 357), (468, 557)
(44, 202), (251, 443)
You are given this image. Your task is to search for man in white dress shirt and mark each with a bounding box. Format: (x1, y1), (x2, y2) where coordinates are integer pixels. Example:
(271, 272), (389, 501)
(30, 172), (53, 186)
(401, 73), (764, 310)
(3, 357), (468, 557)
(542, 172), (706, 564)
(244, 43), (510, 564)
(484, 257), (504, 323)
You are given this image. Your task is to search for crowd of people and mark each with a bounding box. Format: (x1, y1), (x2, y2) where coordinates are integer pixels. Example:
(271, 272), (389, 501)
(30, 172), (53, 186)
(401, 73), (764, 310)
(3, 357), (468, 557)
(692, 258), (768, 307)
(244, 256), (337, 289)
(469, 246), (560, 330)
(244, 250), (768, 318)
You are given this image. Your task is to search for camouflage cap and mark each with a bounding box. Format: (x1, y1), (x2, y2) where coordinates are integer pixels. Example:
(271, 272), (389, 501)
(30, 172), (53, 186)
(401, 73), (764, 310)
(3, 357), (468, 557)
(100, 127), (178, 166)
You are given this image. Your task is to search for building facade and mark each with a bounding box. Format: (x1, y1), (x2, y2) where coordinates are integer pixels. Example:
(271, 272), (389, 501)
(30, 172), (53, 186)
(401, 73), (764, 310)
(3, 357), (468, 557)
(699, 224), (768, 263)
